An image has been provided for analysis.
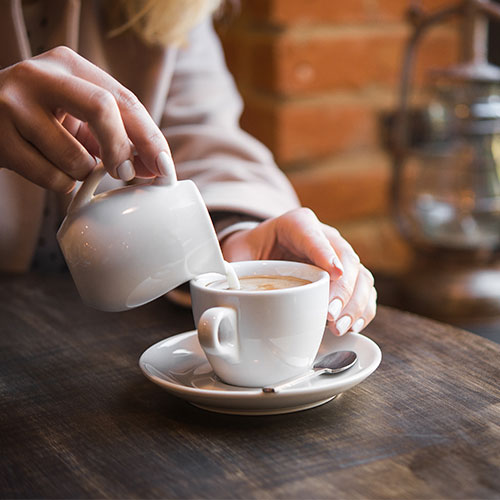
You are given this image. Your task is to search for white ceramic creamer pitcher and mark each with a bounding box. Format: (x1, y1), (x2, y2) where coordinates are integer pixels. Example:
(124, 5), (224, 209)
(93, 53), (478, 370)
(57, 162), (227, 311)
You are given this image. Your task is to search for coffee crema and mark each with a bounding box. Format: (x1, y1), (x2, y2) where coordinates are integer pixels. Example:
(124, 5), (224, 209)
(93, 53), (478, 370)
(208, 274), (312, 291)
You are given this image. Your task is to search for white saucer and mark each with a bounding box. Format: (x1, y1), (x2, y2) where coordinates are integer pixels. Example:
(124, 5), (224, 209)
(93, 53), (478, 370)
(139, 330), (382, 415)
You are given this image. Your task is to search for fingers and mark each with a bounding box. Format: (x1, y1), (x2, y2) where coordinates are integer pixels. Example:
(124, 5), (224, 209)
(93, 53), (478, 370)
(15, 106), (97, 181)
(131, 154), (158, 178)
(40, 72), (133, 179)
(321, 224), (360, 318)
(61, 116), (101, 159)
(362, 287), (377, 329)
(41, 47), (172, 177)
(117, 88), (174, 178)
(60, 118), (155, 178)
(0, 47), (173, 190)
(328, 266), (377, 336)
(1, 55), (129, 184)
(276, 208), (344, 278)
(318, 223), (376, 336)
(1, 121), (76, 192)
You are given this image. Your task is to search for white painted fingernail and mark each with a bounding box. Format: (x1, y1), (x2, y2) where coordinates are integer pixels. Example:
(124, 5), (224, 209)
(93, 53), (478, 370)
(328, 298), (343, 320)
(156, 151), (177, 183)
(351, 318), (365, 333)
(336, 315), (352, 336)
(331, 255), (344, 275)
(117, 159), (135, 181)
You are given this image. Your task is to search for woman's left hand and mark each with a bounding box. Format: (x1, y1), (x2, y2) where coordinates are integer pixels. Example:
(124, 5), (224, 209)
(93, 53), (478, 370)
(221, 208), (377, 336)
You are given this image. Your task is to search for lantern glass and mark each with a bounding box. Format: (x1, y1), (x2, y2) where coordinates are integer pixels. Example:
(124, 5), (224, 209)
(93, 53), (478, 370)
(396, 82), (500, 251)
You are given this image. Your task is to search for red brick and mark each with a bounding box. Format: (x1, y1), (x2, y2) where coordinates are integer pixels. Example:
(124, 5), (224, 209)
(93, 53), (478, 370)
(238, 99), (277, 152)
(240, 0), (369, 26)
(287, 151), (391, 223)
(251, 31), (406, 94)
(240, 98), (379, 164)
(369, 0), (458, 22)
(237, 0), (457, 26)
(217, 31), (253, 85)
(220, 27), (458, 96)
(278, 103), (378, 163)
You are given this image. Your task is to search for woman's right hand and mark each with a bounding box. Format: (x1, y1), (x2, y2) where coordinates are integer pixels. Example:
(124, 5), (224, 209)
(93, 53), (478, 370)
(0, 46), (173, 192)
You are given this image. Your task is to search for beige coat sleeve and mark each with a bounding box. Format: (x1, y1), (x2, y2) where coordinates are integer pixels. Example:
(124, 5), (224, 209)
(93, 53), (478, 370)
(160, 19), (300, 220)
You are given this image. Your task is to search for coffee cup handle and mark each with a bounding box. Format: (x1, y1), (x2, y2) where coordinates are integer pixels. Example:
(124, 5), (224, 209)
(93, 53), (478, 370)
(67, 162), (107, 215)
(198, 307), (239, 364)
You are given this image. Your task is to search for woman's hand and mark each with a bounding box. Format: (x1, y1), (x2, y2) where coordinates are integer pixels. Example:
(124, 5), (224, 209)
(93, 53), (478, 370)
(0, 46), (173, 192)
(221, 208), (377, 336)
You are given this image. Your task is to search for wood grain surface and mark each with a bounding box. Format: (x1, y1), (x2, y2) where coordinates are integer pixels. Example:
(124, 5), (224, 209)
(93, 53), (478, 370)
(0, 272), (499, 499)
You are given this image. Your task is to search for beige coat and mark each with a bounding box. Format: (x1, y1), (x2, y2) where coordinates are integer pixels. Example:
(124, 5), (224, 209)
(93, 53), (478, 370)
(0, 0), (299, 271)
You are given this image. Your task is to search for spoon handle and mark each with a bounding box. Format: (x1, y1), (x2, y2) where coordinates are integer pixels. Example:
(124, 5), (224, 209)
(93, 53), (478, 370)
(262, 368), (326, 393)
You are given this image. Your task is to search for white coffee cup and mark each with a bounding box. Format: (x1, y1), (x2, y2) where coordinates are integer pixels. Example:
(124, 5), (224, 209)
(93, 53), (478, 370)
(57, 163), (226, 312)
(190, 260), (330, 387)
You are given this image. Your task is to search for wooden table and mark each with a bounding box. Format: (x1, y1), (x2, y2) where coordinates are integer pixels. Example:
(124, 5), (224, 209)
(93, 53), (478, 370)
(1, 272), (499, 499)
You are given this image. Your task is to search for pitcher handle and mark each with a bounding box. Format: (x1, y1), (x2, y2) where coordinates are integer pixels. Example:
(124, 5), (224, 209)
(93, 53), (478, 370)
(67, 162), (107, 215)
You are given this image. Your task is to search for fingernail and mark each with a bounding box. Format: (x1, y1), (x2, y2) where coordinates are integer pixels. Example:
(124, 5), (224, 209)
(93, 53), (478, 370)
(156, 151), (177, 182)
(117, 159), (135, 181)
(328, 298), (343, 320)
(336, 315), (352, 336)
(351, 318), (365, 333)
(331, 255), (344, 276)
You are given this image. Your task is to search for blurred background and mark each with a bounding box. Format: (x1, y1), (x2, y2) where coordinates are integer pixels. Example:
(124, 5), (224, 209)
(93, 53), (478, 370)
(215, 0), (500, 342)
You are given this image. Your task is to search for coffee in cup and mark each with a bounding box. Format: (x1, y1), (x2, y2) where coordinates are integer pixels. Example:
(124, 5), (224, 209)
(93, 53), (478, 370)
(190, 260), (330, 387)
(207, 274), (312, 291)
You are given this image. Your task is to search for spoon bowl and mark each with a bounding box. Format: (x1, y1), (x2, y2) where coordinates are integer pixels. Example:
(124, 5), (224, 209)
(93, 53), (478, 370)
(262, 350), (357, 393)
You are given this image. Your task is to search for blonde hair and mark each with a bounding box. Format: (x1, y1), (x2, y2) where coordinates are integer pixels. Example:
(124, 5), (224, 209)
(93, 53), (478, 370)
(106, 0), (223, 46)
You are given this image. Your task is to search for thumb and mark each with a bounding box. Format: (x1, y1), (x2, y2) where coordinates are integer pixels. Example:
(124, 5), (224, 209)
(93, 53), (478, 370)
(279, 208), (344, 279)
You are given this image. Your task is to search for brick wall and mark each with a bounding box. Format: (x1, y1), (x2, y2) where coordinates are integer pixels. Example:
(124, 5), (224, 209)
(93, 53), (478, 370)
(216, 0), (459, 276)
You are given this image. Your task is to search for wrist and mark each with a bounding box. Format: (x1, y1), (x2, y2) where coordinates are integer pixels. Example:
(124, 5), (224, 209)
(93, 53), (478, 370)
(217, 221), (260, 244)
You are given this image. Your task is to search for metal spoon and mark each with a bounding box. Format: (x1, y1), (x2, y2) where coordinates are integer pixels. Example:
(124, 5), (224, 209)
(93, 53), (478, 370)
(262, 350), (358, 393)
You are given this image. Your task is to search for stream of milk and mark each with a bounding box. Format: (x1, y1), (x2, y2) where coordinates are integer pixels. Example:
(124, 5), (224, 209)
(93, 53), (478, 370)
(224, 260), (240, 290)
